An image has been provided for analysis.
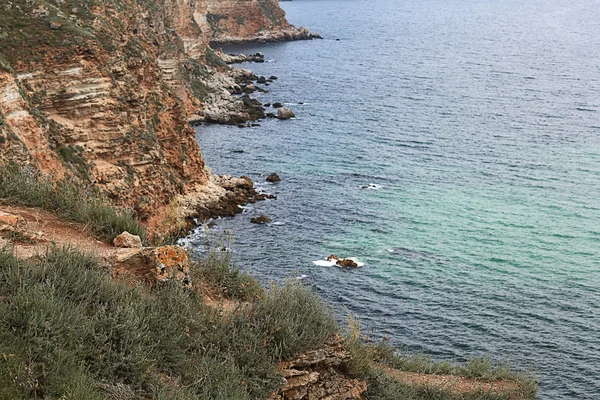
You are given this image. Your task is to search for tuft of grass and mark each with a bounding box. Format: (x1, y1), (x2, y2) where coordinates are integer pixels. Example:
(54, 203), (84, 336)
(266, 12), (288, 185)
(364, 371), (536, 400)
(1, 230), (35, 244)
(190, 234), (264, 302)
(0, 165), (146, 243)
(0, 245), (338, 399)
(246, 281), (338, 361)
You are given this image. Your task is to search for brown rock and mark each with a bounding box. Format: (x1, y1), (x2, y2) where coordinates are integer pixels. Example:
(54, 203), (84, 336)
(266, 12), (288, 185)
(111, 245), (191, 287)
(0, 211), (26, 228)
(336, 259), (358, 268)
(50, 21), (62, 30)
(277, 107), (295, 120)
(251, 214), (271, 224)
(113, 231), (143, 248)
(267, 173), (281, 183)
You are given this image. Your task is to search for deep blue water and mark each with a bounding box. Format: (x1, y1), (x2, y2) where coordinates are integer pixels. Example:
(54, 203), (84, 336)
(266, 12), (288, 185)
(188, 0), (600, 398)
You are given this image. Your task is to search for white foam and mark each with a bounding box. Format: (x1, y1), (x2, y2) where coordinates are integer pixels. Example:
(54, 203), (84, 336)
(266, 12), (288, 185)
(360, 183), (382, 190)
(295, 274), (309, 280)
(313, 260), (336, 267)
(271, 221), (285, 226)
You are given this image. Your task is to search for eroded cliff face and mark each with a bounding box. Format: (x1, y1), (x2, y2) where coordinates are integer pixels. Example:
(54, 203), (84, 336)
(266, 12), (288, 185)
(206, 0), (288, 41)
(0, 0), (295, 220)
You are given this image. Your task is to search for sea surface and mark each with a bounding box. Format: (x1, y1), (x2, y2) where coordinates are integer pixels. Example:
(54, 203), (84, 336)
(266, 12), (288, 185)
(188, 0), (600, 398)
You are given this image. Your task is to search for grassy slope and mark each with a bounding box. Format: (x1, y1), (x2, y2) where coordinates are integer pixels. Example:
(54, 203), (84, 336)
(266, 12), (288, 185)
(0, 245), (337, 399)
(0, 166), (145, 243)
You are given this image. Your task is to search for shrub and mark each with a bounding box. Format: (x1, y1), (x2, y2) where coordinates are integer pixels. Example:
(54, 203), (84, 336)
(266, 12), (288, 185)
(247, 281), (338, 360)
(0, 165), (145, 243)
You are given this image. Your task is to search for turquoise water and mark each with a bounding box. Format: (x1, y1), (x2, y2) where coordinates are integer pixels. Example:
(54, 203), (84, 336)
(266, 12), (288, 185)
(190, 0), (600, 398)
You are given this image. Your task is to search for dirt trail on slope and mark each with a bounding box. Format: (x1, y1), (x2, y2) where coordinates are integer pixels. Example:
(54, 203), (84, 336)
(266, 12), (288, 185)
(382, 366), (526, 399)
(0, 203), (113, 260)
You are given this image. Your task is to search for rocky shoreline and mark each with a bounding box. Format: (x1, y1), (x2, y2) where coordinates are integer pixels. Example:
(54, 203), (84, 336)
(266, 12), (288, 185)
(209, 26), (322, 46)
(174, 45), (302, 238)
(189, 48), (296, 127)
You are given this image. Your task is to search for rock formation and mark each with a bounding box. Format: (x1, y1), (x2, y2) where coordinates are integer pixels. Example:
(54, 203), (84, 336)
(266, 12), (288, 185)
(268, 336), (367, 400)
(111, 245), (192, 287)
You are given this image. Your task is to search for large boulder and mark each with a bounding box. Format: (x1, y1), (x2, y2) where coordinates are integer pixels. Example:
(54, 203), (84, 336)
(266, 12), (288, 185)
(111, 246), (191, 287)
(277, 107), (295, 120)
(113, 231), (143, 248)
(336, 259), (358, 268)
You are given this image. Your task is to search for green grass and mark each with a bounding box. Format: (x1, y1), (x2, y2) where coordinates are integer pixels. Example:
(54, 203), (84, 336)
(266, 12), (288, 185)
(0, 245), (338, 399)
(0, 165), (146, 244)
(364, 371), (535, 400)
(1, 230), (35, 245)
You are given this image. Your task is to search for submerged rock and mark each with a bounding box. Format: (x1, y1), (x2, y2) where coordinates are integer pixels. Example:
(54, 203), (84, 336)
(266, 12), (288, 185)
(267, 173), (281, 183)
(273, 102), (284, 108)
(251, 214), (271, 224)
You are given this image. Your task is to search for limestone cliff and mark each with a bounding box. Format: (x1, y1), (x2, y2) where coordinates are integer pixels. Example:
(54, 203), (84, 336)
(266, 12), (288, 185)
(0, 0), (302, 221)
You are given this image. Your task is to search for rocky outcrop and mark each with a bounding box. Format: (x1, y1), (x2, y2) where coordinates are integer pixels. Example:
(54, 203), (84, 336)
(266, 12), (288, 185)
(268, 336), (367, 400)
(111, 245), (192, 287)
(215, 49), (265, 64)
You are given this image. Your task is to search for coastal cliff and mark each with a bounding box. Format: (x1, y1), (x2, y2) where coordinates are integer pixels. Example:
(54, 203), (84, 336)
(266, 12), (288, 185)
(0, 0), (308, 225)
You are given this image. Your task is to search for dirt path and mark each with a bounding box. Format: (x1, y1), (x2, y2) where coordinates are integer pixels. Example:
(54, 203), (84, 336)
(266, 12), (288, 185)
(0, 203), (114, 259)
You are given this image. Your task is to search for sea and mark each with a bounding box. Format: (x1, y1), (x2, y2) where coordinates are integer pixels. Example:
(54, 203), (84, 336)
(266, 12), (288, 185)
(187, 0), (600, 398)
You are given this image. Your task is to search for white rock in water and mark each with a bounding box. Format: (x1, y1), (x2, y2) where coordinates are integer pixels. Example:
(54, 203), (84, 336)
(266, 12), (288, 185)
(277, 107), (295, 120)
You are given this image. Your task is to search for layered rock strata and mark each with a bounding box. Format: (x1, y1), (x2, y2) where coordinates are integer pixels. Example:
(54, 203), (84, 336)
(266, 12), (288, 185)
(268, 336), (367, 400)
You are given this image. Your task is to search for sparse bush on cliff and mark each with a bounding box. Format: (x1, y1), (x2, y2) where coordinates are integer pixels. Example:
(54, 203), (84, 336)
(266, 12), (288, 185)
(0, 166), (145, 243)
(342, 313), (538, 400)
